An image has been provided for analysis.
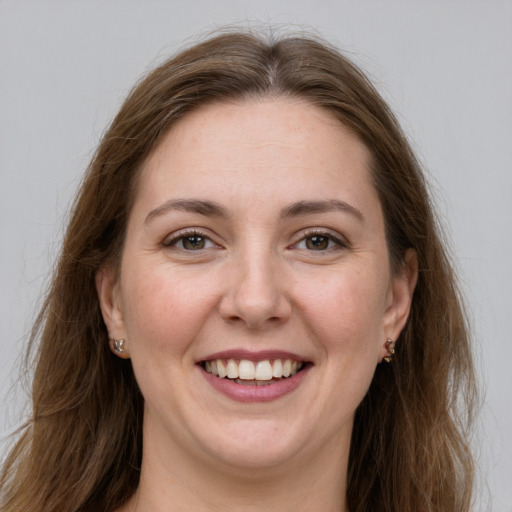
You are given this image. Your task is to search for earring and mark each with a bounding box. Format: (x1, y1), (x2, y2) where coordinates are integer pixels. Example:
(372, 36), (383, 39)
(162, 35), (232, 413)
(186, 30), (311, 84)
(110, 338), (126, 355)
(383, 338), (395, 363)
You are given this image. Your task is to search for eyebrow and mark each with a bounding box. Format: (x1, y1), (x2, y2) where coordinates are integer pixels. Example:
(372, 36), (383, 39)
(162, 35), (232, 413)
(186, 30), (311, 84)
(145, 199), (229, 224)
(280, 200), (364, 222)
(144, 198), (364, 224)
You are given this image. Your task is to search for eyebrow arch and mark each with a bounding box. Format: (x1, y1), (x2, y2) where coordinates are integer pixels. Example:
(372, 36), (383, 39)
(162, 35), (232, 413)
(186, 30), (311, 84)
(145, 199), (229, 224)
(280, 200), (364, 222)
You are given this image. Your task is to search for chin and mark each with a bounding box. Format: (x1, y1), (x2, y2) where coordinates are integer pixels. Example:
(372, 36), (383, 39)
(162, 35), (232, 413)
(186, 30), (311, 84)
(197, 418), (308, 471)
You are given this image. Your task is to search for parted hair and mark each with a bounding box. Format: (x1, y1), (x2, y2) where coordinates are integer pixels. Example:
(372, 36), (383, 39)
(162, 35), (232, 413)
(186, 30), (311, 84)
(0, 30), (476, 512)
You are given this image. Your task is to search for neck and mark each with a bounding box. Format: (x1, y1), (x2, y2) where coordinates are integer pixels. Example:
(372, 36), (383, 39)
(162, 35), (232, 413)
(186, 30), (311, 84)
(121, 425), (350, 512)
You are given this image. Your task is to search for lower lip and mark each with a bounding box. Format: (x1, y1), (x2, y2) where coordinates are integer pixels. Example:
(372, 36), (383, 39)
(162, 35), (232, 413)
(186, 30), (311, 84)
(200, 365), (311, 403)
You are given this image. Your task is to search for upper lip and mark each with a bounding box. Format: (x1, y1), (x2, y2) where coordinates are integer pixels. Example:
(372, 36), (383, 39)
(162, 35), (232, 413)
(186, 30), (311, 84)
(197, 349), (309, 363)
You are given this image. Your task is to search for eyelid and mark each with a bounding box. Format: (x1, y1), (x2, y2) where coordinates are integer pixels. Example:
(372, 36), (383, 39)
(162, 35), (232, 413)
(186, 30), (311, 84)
(291, 228), (349, 250)
(162, 226), (348, 251)
(162, 227), (220, 249)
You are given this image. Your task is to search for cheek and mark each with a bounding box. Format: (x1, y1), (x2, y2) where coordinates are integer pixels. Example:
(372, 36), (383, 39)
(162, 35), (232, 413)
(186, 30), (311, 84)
(298, 265), (388, 350)
(119, 262), (220, 361)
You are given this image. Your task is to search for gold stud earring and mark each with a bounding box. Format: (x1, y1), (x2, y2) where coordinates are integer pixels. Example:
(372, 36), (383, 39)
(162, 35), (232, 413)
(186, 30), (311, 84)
(383, 338), (395, 363)
(110, 338), (126, 355)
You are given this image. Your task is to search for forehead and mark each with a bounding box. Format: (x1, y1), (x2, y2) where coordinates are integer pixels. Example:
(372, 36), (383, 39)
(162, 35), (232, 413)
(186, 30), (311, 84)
(135, 97), (380, 221)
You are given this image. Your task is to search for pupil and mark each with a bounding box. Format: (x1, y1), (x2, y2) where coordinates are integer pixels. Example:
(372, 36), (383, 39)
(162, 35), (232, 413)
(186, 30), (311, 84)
(307, 236), (328, 250)
(184, 236), (205, 250)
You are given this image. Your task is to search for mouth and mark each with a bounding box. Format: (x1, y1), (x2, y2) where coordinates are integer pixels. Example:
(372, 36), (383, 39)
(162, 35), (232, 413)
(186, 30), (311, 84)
(197, 350), (312, 402)
(201, 358), (306, 386)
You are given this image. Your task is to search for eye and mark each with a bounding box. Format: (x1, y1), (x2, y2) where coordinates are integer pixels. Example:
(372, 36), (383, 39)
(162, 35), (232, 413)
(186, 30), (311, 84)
(294, 230), (346, 251)
(164, 230), (217, 251)
(304, 235), (331, 251)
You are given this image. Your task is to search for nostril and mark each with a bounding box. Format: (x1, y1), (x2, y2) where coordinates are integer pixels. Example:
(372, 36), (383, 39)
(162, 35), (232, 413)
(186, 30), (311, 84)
(218, 273), (292, 328)
(221, 310), (287, 329)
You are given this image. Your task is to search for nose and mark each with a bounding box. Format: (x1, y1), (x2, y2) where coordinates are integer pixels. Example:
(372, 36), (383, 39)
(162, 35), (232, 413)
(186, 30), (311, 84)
(219, 249), (291, 329)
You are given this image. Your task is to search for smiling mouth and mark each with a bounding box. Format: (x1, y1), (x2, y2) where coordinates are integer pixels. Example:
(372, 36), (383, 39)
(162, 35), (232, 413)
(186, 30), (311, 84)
(201, 358), (306, 386)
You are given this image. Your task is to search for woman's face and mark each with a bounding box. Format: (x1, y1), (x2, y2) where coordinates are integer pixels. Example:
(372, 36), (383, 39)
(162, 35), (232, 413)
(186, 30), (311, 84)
(98, 97), (415, 473)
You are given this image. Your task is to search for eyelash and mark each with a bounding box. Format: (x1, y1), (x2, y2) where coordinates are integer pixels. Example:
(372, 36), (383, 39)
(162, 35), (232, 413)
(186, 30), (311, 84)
(163, 228), (347, 253)
(163, 229), (218, 251)
(293, 229), (347, 252)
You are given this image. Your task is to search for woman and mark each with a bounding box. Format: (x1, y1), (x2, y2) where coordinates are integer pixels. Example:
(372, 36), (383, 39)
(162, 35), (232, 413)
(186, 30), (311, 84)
(0, 30), (477, 511)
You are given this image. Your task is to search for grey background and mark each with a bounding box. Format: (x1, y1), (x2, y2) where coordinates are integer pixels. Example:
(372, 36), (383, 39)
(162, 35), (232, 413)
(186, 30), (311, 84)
(1, 1), (511, 509)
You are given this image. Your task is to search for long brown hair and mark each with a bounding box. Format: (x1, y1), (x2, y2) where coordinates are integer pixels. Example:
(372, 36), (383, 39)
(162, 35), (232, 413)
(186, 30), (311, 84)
(0, 30), (477, 512)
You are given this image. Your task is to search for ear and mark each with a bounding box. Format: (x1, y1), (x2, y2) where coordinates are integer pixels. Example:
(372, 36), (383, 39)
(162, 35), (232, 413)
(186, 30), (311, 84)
(383, 248), (418, 343)
(96, 266), (130, 359)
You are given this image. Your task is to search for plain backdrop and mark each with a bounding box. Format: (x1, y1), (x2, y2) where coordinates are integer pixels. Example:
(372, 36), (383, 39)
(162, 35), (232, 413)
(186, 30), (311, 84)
(1, 1), (511, 510)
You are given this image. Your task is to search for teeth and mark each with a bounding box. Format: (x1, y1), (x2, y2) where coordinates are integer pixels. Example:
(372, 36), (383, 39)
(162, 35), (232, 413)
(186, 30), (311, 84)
(226, 359), (238, 379)
(239, 360), (255, 380)
(217, 360), (227, 378)
(234, 379), (274, 386)
(272, 359), (283, 378)
(203, 358), (304, 381)
(283, 359), (292, 377)
(255, 360), (273, 380)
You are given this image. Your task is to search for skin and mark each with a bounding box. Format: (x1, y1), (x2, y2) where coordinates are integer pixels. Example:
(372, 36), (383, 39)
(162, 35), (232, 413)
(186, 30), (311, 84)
(97, 97), (417, 511)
